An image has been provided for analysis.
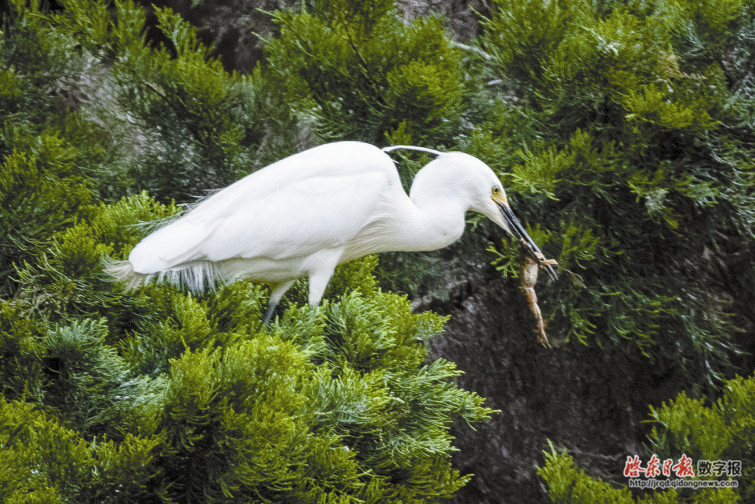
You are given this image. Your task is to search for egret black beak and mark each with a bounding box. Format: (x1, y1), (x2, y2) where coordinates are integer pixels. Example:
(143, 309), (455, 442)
(496, 202), (558, 282)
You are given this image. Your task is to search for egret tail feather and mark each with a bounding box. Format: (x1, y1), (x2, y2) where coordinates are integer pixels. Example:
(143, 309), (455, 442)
(103, 257), (222, 293)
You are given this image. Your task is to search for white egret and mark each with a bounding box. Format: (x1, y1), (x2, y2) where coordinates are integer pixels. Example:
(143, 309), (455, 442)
(108, 141), (557, 322)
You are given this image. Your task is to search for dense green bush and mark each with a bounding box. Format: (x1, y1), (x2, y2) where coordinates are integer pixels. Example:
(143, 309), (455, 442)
(0, 395), (163, 504)
(1, 0), (753, 502)
(0, 0), (101, 296)
(265, 0), (464, 144)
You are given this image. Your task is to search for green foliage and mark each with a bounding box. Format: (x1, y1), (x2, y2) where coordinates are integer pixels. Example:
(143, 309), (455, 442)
(0, 111), (97, 298)
(540, 374), (755, 503)
(0, 146), (94, 294)
(265, 0), (463, 143)
(154, 332), (483, 503)
(104, 1), (248, 200)
(539, 442), (638, 503)
(1, 0), (299, 213)
(43, 318), (129, 432)
(457, 3), (755, 496)
(0, 0), (132, 298)
(0, 302), (46, 403)
(158, 341), (310, 502)
(0, 395), (96, 503)
(0, 395), (163, 503)
(14, 192), (178, 336)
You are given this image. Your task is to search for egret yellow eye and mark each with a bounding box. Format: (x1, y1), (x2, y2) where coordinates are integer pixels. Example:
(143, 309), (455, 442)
(492, 186), (501, 195)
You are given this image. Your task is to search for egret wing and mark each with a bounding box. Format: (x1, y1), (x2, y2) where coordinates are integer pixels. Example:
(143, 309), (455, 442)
(201, 170), (393, 261)
(129, 142), (399, 273)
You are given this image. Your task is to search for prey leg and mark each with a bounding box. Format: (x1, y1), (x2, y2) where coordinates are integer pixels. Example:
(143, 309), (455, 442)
(521, 255), (552, 348)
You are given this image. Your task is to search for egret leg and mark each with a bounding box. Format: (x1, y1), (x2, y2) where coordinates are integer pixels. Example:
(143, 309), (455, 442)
(261, 301), (278, 326)
(307, 256), (340, 306)
(262, 279), (295, 325)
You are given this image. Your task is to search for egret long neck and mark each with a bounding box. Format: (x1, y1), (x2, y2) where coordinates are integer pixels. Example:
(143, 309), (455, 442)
(400, 163), (473, 252)
(342, 167), (471, 262)
(342, 193), (467, 263)
(387, 195), (467, 252)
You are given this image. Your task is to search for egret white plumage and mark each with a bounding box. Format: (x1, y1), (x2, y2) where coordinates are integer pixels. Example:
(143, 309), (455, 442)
(108, 141), (557, 322)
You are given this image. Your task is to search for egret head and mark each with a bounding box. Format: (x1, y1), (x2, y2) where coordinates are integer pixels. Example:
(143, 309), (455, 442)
(436, 152), (559, 281)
